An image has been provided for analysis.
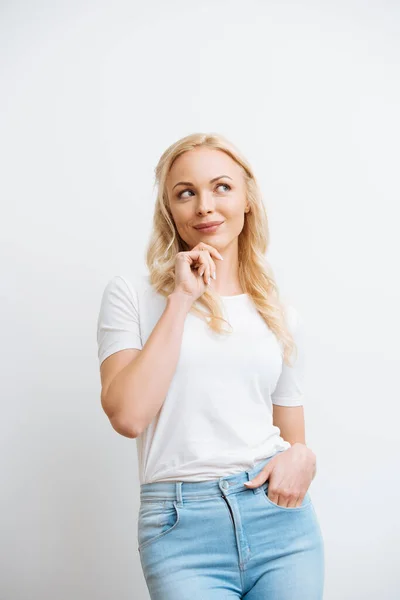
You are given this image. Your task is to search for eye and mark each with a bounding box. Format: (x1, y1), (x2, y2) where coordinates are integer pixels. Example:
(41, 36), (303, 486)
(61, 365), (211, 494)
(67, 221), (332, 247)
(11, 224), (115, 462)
(177, 189), (195, 199)
(177, 183), (231, 199)
(216, 183), (231, 193)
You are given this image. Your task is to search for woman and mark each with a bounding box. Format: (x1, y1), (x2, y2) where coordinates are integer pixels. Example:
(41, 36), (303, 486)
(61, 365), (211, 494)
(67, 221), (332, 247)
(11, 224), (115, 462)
(97, 132), (325, 599)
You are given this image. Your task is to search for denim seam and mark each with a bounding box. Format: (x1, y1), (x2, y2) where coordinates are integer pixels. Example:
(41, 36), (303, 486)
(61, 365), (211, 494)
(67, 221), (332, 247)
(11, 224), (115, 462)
(260, 485), (313, 511)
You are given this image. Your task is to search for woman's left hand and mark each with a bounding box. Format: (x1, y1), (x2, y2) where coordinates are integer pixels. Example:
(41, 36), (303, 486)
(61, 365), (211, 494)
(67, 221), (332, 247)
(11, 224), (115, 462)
(244, 444), (316, 508)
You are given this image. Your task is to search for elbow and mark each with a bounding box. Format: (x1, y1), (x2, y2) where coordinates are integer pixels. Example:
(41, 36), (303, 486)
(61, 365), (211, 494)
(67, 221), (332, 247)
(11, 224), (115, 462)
(109, 412), (142, 439)
(101, 393), (141, 438)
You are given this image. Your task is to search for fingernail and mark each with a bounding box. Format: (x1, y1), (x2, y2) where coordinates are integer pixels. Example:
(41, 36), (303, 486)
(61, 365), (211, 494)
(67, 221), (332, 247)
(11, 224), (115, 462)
(212, 271), (216, 279)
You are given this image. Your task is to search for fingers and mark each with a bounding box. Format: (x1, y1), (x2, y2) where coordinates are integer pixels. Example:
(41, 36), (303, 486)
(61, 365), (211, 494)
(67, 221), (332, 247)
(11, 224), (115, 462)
(198, 256), (213, 285)
(198, 265), (207, 285)
(273, 493), (303, 508)
(194, 242), (223, 263)
(266, 486), (305, 507)
(204, 256), (214, 285)
(244, 462), (274, 488)
(187, 243), (223, 286)
(195, 248), (219, 286)
(292, 495), (303, 508)
(195, 245), (224, 275)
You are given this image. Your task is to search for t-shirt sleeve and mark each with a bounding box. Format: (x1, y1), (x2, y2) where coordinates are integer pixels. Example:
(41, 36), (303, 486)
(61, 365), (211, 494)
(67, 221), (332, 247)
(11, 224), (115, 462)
(271, 305), (305, 407)
(96, 275), (143, 367)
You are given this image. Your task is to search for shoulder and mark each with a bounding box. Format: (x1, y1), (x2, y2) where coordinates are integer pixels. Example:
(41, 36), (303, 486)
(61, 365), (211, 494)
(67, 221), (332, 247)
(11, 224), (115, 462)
(103, 272), (151, 297)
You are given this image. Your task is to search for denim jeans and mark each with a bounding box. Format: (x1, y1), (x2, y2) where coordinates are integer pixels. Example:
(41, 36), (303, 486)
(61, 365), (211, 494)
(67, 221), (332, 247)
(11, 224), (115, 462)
(137, 450), (325, 599)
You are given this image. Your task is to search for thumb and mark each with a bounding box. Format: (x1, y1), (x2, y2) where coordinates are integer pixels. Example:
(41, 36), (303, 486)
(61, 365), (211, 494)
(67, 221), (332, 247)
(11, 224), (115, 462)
(244, 463), (273, 487)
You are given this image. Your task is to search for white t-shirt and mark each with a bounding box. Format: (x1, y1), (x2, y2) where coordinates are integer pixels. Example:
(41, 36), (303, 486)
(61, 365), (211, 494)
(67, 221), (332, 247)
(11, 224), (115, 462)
(97, 274), (305, 484)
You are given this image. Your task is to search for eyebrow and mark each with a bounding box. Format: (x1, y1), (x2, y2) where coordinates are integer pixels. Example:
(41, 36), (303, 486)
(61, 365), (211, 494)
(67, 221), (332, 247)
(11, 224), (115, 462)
(172, 175), (233, 191)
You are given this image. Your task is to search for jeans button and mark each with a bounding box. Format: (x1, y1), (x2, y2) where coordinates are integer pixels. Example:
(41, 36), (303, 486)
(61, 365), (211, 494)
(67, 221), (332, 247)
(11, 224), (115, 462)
(221, 481), (229, 490)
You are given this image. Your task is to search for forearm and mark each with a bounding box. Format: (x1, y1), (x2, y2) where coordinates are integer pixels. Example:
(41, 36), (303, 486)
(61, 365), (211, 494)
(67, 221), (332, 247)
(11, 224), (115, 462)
(107, 291), (194, 437)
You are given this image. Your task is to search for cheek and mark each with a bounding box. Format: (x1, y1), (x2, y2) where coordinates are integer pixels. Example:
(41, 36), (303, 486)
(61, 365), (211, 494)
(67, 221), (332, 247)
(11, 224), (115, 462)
(172, 204), (191, 222)
(224, 195), (246, 217)
(224, 207), (246, 225)
(172, 212), (194, 238)
(170, 209), (186, 230)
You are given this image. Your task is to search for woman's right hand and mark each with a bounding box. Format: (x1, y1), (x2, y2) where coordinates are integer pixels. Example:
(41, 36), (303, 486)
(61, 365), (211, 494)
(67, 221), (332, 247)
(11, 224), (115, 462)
(173, 242), (224, 302)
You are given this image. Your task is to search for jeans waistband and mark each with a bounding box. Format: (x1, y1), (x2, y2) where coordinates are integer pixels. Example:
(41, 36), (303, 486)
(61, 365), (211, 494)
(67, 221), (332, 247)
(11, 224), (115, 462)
(139, 450), (286, 504)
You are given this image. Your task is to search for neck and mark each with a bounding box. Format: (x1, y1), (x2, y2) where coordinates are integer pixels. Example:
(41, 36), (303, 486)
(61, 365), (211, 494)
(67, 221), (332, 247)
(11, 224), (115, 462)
(212, 238), (242, 296)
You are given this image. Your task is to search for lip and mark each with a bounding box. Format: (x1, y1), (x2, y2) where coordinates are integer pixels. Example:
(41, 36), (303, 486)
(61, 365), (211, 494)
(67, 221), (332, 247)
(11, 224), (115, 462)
(194, 221), (224, 232)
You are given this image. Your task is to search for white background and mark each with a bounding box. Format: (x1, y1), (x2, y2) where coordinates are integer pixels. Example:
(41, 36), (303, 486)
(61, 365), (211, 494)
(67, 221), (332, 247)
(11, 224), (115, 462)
(1, 1), (399, 598)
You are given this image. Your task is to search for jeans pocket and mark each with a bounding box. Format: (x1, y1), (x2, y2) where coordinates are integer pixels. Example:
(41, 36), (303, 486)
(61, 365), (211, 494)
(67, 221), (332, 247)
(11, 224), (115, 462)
(137, 500), (181, 551)
(262, 482), (312, 511)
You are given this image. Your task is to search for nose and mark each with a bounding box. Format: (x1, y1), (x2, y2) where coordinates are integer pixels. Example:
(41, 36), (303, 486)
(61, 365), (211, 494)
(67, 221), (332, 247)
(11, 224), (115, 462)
(195, 191), (216, 215)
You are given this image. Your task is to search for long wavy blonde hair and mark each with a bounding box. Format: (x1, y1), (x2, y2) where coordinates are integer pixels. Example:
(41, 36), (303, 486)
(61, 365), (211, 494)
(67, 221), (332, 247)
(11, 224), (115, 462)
(145, 132), (297, 366)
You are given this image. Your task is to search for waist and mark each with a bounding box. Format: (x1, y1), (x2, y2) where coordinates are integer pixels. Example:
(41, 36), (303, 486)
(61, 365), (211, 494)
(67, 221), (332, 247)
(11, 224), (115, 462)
(139, 449), (286, 503)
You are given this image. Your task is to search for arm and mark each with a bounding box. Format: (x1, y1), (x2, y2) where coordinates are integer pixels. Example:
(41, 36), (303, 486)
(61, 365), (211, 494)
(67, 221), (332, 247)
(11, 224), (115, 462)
(106, 291), (193, 437)
(272, 404), (306, 446)
(271, 306), (316, 479)
(273, 405), (316, 479)
(97, 275), (194, 438)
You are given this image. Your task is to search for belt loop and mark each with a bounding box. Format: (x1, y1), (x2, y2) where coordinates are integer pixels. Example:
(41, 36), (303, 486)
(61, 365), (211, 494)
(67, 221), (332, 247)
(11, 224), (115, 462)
(175, 482), (183, 507)
(245, 467), (258, 495)
(247, 460), (269, 495)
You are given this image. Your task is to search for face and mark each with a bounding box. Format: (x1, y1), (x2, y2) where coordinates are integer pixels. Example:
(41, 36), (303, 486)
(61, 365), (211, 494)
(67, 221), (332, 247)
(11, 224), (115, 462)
(165, 147), (249, 251)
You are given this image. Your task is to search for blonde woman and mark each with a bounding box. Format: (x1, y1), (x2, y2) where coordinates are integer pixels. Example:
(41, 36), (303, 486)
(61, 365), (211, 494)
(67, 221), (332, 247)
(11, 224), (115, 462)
(97, 133), (325, 599)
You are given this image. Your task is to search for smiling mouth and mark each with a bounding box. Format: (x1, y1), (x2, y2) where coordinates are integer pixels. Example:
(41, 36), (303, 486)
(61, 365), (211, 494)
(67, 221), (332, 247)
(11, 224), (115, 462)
(194, 222), (224, 232)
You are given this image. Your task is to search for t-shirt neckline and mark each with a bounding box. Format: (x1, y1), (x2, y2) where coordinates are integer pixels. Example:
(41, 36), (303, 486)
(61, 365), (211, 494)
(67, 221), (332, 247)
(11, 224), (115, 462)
(220, 293), (248, 299)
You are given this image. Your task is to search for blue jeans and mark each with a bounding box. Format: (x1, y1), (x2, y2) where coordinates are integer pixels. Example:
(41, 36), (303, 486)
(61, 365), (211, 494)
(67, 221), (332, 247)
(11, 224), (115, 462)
(137, 450), (325, 599)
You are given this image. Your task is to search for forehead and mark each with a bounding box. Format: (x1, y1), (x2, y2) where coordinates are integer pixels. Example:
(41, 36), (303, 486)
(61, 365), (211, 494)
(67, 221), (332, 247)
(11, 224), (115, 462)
(167, 147), (242, 184)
